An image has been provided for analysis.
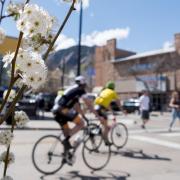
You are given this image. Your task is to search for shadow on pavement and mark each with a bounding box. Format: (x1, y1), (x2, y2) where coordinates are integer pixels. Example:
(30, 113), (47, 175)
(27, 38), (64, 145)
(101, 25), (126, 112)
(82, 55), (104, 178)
(41, 170), (130, 180)
(111, 148), (171, 161)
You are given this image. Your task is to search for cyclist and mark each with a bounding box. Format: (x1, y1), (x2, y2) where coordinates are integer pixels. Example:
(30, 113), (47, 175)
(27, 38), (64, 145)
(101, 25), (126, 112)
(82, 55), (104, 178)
(52, 75), (100, 151)
(94, 81), (121, 145)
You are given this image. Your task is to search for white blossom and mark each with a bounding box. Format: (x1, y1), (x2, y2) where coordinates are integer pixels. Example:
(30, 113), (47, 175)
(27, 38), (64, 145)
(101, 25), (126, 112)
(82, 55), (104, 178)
(22, 70), (47, 89)
(2, 49), (48, 89)
(0, 27), (5, 44)
(3, 89), (16, 102)
(0, 151), (15, 165)
(21, 37), (48, 54)
(14, 78), (24, 88)
(2, 52), (14, 68)
(14, 111), (30, 127)
(0, 130), (13, 147)
(6, 2), (23, 15)
(0, 176), (13, 180)
(17, 4), (54, 37)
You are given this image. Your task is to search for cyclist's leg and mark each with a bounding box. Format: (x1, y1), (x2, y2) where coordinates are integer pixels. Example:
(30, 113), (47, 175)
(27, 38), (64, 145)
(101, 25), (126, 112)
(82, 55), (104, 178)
(68, 114), (85, 136)
(54, 110), (72, 150)
(100, 118), (111, 145)
(96, 106), (111, 145)
(60, 110), (85, 149)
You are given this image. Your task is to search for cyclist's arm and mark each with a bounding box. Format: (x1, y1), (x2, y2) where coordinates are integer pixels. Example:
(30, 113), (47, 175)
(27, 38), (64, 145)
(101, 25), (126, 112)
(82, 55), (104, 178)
(82, 96), (104, 120)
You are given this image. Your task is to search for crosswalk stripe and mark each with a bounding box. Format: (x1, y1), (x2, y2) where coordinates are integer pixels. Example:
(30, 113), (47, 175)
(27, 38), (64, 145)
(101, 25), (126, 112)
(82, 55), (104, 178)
(129, 128), (180, 134)
(160, 133), (180, 137)
(130, 135), (180, 150)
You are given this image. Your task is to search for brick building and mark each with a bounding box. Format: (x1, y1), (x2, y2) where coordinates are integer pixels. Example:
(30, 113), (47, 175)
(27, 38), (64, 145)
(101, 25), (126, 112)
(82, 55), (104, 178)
(95, 33), (180, 110)
(0, 36), (18, 87)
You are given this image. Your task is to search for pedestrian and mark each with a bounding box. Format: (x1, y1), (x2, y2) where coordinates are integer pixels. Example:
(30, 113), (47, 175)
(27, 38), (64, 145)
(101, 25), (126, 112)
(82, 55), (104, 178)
(168, 91), (180, 132)
(139, 90), (150, 129)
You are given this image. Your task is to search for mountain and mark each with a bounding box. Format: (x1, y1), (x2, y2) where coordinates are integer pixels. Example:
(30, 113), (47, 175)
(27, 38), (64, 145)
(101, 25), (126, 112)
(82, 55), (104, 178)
(46, 46), (95, 75)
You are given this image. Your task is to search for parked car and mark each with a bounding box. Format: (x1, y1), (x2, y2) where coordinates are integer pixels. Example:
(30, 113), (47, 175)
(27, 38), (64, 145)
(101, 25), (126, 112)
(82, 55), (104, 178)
(41, 93), (56, 111)
(122, 98), (140, 113)
(110, 100), (120, 111)
(17, 94), (37, 117)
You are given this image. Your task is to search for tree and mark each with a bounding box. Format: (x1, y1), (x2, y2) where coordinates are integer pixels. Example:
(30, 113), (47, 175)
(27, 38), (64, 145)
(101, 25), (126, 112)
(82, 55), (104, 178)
(0, 0), (77, 178)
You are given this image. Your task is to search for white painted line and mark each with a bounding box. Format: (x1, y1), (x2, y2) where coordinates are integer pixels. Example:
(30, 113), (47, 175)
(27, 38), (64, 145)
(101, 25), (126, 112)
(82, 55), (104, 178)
(129, 128), (180, 134)
(130, 135), (180, 150)
(119, 119), (135, 125)
(160, 133), (180, 137)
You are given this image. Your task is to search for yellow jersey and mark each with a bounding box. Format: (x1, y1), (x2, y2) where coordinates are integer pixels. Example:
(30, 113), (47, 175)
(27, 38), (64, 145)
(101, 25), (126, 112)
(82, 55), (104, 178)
(94, 88), (118, 108)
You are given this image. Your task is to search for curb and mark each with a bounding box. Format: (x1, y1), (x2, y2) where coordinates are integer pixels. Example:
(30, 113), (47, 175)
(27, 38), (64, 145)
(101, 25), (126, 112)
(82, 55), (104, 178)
(0, 127), (60, 131)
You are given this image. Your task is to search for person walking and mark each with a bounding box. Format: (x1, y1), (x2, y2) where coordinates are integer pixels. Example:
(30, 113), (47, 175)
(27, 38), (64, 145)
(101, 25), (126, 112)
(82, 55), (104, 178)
(139, 90), (150, 129)
(168, 91), (180, 132)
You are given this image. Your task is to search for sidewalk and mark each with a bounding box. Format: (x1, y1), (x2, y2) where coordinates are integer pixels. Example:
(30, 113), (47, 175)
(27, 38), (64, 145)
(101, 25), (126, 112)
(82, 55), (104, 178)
(0, 112), (60, 131)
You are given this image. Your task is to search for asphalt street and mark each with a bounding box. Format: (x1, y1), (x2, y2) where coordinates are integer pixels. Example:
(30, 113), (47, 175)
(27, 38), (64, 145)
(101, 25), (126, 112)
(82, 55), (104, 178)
(0, 112), (180, 180)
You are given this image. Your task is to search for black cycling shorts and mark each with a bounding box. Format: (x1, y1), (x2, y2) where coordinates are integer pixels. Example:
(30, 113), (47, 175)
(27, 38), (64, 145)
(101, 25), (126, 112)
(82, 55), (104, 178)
(54, 108), (78, 126)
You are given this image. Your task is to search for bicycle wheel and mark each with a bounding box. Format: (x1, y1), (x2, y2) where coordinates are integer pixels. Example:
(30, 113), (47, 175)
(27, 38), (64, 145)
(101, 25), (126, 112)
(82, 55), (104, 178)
(32, 135), (64, 175)
(84, 123), (103, 151)
(82, 134), (111, 171)
(111, 122), (128, 149)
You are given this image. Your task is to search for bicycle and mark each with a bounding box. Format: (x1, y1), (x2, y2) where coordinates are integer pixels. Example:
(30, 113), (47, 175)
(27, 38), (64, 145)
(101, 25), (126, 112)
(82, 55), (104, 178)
(31, 115), (111, 175)
(89, 111), (128, 150)
(109, 112), (128, 149)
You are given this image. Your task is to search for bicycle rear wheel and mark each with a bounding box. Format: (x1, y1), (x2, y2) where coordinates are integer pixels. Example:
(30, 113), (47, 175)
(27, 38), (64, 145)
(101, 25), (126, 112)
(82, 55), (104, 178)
(82, 134), (111, 171)
(32, 135), (64, 175)
(111, 122), (128, 149)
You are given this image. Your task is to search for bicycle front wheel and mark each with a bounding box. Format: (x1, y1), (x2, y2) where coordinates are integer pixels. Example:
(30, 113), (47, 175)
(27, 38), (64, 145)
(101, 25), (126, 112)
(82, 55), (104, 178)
(32, 135), (64, 175)
(84, 123), (103, 151)
(82, 134), (111, 171)
(111, 122), (128, 149)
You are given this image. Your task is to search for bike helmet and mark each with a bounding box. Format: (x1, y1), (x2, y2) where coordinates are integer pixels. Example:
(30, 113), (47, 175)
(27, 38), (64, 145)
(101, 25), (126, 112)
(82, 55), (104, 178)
(106, 81), (115, 90)
(75, 75), (86, 85)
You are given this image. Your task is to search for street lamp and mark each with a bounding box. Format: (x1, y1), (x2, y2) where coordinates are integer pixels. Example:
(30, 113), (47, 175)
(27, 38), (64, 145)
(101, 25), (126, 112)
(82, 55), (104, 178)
(77, 0), (83, 76)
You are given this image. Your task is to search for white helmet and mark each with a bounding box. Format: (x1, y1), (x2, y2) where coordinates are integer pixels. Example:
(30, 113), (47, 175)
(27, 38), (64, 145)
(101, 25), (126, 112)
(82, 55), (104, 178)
(75, 75), (86, 85)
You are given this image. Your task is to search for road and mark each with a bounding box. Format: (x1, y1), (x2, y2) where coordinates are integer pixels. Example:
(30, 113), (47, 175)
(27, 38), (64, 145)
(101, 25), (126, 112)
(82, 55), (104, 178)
(0, 112), (180, 180)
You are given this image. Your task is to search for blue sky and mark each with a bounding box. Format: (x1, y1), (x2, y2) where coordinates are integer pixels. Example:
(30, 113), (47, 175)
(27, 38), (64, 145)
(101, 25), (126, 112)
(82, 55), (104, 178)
(1, 0), (180, 53)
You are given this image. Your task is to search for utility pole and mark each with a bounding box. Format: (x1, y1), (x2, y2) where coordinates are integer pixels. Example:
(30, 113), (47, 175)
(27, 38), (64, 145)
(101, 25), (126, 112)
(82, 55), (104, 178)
(77, 0), (83, 76)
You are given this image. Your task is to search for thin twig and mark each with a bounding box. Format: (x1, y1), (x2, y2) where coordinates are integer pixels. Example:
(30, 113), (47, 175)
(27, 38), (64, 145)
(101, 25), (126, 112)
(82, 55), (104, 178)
(0, 75), (19, 113)
(0, 0), (5, 24)
(0, 13), (14, 20)
(0, 30), (22, 115)
(3, 145), (10, 176)
(0, 0), (29, 114)
(3, 113), (15, 177)
(0, 85), (26, 125)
